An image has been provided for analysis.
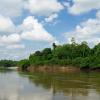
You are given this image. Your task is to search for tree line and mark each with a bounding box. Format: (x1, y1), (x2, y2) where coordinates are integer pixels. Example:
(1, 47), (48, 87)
(18, 38), (100, 70)
(0, 60), (17, 68)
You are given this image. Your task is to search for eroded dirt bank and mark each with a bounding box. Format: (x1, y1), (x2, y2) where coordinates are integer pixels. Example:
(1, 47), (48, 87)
(26, 66), (80, 73)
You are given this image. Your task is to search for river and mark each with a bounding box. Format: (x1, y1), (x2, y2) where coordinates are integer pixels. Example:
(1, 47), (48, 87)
(0, 71), (100, 100)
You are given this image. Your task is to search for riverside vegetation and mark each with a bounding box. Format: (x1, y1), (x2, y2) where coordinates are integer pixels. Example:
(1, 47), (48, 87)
(0, 60), (17, 70)
(0, 38), (100, 72)
(18, 38), (100, 72)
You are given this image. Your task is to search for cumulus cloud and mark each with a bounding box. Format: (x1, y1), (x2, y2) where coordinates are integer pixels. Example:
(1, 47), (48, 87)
(67, 0), (100, 15)
(0, 0), (62, 60)
(0, 15), (57, 48)
(0, 34), (21, 45)
(0, 15), (58, 59)
(0, 0), (64, 18)
(45, 13), (58, 22)
(0, 0), (23, 17)
(64, 10), (100, 45)
(20, 16), (56, 42)
(0, 15), (15, 33)
(24, 0), (64, 16)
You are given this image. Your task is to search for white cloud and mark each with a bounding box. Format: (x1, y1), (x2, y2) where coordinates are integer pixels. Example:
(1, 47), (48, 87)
(64, 10), (100, 45)
(45, 13), (58, 22)
(0, 0), (63, 60)
(0, 34), (21, 45)
(6, 44), (25, 49)
(0, 0), (64, 18)
(0, 0), (64, 17)
(0, 15), (58, 59)
(67, 0), (100, 15)
(0, 15), (57, 48)
(21, 16), (56, 42)
(0, 0), (23, 17)
(0, 15), (15, 33)
(24, 0), (64, 16)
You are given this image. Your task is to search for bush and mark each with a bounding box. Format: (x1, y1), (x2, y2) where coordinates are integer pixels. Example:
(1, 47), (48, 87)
(72, 57), (90, 68)
(18, 59), (30, 70)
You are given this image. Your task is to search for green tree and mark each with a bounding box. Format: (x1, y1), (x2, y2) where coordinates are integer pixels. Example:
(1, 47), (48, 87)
(18, 59), (30, 70)
(42, 48), (52, 60)
(78, 41), (90, 57)
(52, 43), (57, 50)
(93, 43), (100, 56)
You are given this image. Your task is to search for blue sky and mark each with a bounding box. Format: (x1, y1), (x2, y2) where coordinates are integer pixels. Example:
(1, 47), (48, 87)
(0, 0), (100, 60)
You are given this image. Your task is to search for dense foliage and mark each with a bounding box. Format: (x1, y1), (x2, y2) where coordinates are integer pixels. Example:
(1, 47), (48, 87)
(0, 60), (17, 68)
(18, 38), (100, 70)
(18, 59), (30, 70)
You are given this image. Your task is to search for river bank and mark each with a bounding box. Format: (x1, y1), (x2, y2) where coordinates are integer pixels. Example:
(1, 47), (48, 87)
(27, 66), (80, 73)
(18, 65), (100, 73)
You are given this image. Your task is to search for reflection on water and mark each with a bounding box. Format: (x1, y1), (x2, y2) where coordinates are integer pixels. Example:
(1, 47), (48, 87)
(0, 71), (100, 100)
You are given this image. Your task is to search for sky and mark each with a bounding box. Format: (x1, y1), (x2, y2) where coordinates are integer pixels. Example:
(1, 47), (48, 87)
(0, 0), (100, 60)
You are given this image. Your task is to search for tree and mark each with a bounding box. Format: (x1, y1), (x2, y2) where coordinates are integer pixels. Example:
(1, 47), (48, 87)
(18, 40), (100, 70)
(42, 48), (52, 55)
(18, 59), (30, 70)
(42, 48), (52, 60)
(71, 37), (76, 45)
(93, 43), (100, 56)
(52, 43), (57, 50)
(0, 60), (17, 68)
(34, 51), (42, 56)
(78, 41), (90, 57)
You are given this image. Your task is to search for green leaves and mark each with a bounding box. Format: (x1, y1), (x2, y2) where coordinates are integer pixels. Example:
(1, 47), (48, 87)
(18, 41), (100, 70)
(18, 59), (30, 70)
